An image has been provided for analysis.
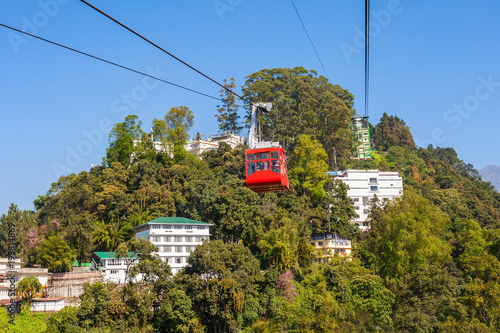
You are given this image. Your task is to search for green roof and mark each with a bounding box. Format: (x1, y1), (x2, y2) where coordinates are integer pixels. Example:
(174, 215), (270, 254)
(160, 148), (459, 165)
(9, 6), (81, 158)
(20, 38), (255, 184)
(133, 217), (212, 229)
(93, 252), (138, 259)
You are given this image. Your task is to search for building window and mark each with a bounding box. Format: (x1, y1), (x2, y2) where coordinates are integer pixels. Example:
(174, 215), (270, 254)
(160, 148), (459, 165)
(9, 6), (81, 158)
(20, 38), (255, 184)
(109, 259), (121, 266)
(185, 225), (192, 230)
(195, 236), (204, 242)
(363, 209), (369, 214)
(164, 236), (172, 242)
(186, 246), (194, 252)
(176, 257), (182, 264)
(110, 270), (118, 275)
(175, 236), (183, 242)
(174, 225), (182, 230)
(369, 178), (377, 183)
(152, 236), (161, 242)
(318, 242), (323, 246)
(353, 198), (360, 202)
(152, 225), (161, 229)
(164, 246), (172, 252)
(163, 225), (171, 229)
(185, 236), (193, 242)
(354, 206), (360, 210)
(176, 246), (183, 253)
(197, 226), (205, 230)
(370, 185), (378, 191)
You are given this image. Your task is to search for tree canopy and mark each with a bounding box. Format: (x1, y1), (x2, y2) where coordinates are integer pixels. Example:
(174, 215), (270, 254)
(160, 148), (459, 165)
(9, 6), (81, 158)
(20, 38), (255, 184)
(1, 67), (499, 332)
(242, 67), (355, 169)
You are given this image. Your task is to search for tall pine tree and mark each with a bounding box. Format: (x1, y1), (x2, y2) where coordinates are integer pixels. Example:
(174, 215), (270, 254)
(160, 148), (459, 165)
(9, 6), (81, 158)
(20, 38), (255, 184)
(216, 78), (242, 134)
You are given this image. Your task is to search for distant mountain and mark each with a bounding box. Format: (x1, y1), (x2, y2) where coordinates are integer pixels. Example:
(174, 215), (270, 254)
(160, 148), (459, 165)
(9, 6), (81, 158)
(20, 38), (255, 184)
(479, 165), (500, 191)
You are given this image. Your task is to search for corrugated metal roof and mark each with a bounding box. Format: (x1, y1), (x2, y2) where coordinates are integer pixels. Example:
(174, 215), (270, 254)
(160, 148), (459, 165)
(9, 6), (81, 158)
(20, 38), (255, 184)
(132, 217), (212, 229)
(93, 252), (138, 259)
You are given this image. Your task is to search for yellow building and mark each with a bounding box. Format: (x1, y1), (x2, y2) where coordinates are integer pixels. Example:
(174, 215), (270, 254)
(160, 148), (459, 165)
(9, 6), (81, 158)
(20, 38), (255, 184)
(310, 233), (352, 263)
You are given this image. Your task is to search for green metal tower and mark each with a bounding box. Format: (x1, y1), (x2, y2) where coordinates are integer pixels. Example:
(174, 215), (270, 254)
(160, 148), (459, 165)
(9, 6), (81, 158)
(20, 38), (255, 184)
(351, 115), (372, 160)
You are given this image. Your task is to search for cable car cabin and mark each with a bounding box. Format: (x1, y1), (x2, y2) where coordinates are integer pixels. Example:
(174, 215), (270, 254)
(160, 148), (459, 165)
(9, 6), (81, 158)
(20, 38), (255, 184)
(245, 147), (289, 193)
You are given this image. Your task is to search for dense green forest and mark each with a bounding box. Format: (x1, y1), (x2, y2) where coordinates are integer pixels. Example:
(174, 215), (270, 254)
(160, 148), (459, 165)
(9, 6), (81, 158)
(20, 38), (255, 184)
(1, 67), (500, 332)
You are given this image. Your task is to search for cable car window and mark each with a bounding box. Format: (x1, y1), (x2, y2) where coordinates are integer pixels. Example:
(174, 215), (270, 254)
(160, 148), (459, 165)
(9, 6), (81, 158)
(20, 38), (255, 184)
(256, 152), (268, 160)
(270, 151), (279, 159)
(256, 161), (269, 171)
(271, 160), (279, 173)
(246, 154), (255, 161)
(247, 162), (255, 176)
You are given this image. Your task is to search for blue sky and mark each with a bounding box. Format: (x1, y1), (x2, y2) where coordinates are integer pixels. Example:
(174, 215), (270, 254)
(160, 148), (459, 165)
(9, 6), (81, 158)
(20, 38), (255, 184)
(1, 0), (500, 213)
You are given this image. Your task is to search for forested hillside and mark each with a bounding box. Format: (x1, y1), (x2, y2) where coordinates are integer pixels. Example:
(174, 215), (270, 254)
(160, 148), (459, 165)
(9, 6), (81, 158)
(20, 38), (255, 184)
(1, 67), (500, 332)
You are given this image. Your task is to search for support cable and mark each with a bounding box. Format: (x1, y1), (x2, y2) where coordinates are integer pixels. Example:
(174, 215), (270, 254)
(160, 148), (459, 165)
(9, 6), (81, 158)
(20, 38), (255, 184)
(0, 23), (222, 102)
(80, 0), (253, 105)
(365, 0), (370, 117)
(290, 0), (330, 81)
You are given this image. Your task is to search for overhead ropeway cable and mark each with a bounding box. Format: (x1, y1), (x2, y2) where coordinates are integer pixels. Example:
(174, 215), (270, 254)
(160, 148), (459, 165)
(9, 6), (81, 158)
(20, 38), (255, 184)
(290, 0), (330, 81)
(80, 0), (254, 107)
(0, 23), (223, 102)
(365, 0), (370, 117)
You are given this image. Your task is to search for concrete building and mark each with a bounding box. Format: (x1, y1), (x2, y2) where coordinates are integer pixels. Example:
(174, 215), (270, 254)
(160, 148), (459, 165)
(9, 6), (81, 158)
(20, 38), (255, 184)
(30, 297), (65, 313)
(212, 133), (245, 149)
(187, 133), (244, 158)
(310, 233), (352, 263)
(328, 169), (403, 231)
(134, 217), (212, 275)
(187, 139), (219, 157)
(91, 252), (138, 284)
(0, 259), (48, 300)
(133, 133), (244, 159)
(351, 115), (372, 160)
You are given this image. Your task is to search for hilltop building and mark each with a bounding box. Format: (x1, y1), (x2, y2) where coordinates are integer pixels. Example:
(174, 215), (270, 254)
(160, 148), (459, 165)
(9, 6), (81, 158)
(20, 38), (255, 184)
(310, 233), (352, 263)
(187, 133), (244, 158)
(186, 139), (219, 157)
(91, 217), (212, 282)
(0, 258), (48, 300)
(328, 169), (403, 231)
(134, 217), (212, 275)
(351, 115), (372, 160)
(91, 252), (138, 284)
(133, 132), (244, 159)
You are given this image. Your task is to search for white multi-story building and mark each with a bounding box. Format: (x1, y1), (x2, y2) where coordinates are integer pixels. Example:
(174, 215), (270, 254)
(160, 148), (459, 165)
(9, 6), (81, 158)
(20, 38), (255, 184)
(187, 133), (244, 158)
(328, 169), (403, 231)
(92, 252), (138, 284)
(0, 258), (49, 300)
(187, 140), (219, 157)
(134, 217), (212, 275)
(212, 133), (245, 149)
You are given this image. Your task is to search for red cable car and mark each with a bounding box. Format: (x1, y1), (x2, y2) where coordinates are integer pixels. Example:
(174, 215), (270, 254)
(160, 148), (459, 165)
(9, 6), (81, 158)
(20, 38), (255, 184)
(245, 102), (290, 193)
(245, 146), (289, 193)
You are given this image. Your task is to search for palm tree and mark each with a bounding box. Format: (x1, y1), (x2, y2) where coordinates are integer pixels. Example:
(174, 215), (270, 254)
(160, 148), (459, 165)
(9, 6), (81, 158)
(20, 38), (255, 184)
(92, 220), (112, 251)
(92, 220), (131, 251)
(17, 275), (43, 303)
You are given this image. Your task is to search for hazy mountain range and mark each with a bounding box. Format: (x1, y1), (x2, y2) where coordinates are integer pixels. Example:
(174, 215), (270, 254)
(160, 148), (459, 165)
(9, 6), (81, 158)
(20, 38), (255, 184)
(479, 165), (500, 191)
